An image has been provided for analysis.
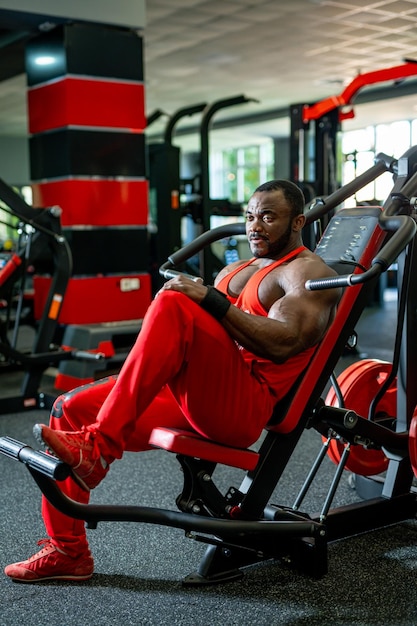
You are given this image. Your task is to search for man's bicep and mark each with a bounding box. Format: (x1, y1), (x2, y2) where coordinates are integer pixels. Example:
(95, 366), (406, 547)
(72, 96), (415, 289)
(268, 288), (335, 346)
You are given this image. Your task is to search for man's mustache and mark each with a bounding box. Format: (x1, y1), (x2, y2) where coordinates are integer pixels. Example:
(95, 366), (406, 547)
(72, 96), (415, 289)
(249, 234), (268, 241)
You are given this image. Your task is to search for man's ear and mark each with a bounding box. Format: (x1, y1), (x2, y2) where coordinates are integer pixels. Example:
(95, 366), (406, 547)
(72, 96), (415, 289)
(292, 213), (306, 232)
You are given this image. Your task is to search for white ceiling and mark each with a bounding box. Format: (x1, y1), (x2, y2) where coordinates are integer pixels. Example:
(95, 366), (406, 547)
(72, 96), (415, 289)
(1, 0), (417, 152)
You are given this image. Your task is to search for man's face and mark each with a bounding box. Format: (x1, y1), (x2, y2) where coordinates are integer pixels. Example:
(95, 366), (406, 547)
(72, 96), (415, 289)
(245, 190), (295, 258)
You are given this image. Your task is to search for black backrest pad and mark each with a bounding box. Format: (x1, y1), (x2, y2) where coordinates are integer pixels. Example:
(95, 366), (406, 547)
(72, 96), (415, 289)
(315, 206), (383, 270)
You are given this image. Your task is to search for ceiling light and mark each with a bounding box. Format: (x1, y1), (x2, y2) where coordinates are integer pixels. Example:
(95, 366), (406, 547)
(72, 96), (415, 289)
(34, 55), (56, 66)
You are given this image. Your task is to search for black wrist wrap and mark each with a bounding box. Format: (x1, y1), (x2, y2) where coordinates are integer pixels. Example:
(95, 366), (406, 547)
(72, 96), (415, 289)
(199, 286), (231, 321)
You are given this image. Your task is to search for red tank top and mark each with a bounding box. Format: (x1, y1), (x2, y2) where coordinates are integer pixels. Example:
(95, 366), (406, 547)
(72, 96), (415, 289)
(216, 246), (317, 401)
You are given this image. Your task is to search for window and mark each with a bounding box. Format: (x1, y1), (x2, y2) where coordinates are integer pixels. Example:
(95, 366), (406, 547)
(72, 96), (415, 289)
(0, 186), (31, 251)
(211, 141), (274, 205)
(342, 120), (413, 207)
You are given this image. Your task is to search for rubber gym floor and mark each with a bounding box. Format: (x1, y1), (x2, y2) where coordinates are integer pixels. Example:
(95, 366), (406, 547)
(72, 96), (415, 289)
(1, 291), (417, 626)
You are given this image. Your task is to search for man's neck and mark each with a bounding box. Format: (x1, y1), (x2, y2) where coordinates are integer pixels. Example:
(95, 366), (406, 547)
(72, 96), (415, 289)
(255, 241), (305, 266)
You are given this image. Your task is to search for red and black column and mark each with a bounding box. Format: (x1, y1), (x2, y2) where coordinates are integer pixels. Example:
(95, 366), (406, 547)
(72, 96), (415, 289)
(25, 22), (151, 324)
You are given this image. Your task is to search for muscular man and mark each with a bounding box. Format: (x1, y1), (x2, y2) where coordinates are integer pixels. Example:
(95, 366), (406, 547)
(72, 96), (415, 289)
(5, 180), (340, 582)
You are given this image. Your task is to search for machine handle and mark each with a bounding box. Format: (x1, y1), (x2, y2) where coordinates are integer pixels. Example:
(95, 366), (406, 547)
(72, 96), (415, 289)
(160, 222), (246, 278)
(159, 268), (203, 282)
(0, 436), (71, 481)
(305, 264), (382, 291)
(304, 153), (396, 225)
(72, 350), (105, 361)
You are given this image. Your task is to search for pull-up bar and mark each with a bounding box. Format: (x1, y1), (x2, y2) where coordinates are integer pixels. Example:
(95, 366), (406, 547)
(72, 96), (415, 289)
(303, 60), (417, 123)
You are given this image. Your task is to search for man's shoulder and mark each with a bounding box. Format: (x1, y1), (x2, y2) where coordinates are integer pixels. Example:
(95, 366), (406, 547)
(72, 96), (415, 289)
(226, 259), (251, 270)
(281, 248), (323, 269)
(215, 259), (252, 285)
(219, 259), (251, 276)
(293, 249), (334, 269)
(277, 250), (338, 284)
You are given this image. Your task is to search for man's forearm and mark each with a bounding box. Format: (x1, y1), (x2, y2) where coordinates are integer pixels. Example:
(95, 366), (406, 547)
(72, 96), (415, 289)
(220, 306), (300, 363)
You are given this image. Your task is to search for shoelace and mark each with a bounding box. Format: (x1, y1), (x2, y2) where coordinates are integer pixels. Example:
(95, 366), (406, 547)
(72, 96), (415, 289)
(78, 427), (102, 461)
(26, 539), (55, 561)
(79, 428), (108, 474)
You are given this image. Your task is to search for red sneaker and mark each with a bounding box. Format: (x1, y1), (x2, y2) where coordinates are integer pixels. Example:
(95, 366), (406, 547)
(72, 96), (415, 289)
(33, 423), (109, 491)
(4, 539), (94, 582)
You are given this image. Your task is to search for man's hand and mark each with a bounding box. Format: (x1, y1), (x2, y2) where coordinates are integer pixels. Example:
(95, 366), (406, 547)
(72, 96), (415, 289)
(158, 274), (207, 303)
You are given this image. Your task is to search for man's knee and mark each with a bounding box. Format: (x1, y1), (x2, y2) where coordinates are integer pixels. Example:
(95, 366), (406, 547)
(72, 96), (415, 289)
(152, 290), (195, 314)
(50, 376), (117, 422)
(51, 393), (66, 419)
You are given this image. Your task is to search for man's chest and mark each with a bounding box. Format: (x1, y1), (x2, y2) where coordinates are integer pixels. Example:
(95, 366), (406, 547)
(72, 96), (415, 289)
(227, 265), (286, 311)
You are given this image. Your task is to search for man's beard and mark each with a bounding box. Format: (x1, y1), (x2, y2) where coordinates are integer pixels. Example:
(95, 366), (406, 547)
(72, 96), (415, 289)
(252, 222), (293, 258)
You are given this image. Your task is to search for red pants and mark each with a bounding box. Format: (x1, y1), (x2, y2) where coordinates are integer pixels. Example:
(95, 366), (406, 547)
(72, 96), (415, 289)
(43, 291), (275, 555)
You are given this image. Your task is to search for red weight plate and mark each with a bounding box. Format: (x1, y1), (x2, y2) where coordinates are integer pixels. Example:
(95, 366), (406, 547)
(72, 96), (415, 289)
(324, 359), (396, 476)
(324, 359), (383, 464)
(408, 409), (417, 478)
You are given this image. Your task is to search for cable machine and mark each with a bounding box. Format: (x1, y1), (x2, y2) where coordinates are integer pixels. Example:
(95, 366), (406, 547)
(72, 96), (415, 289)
(0, 179), (105, 413)
(0, 179), (71, 412)
(290, 59), (417, 248)
(147, 95), (255, 287)
(147, 103), (206, 291)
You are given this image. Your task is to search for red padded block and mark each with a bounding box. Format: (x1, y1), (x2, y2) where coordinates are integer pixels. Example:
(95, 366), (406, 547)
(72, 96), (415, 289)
(149, 427), (259, 471)
(32, 178), (148, 227)
(408, 410), (417, 479)
(28, 77), (146, 134)
(33, 274), (152, 324)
